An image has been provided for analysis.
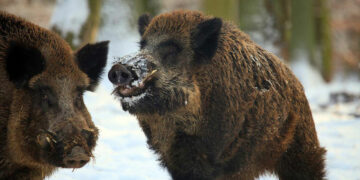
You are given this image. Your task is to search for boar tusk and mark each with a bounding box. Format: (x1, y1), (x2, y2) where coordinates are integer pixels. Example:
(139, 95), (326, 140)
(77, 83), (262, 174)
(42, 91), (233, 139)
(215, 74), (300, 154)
(142, 69), (158, 83)
(46, 137), (51, 144)
(36, 135), (42, 144)
(83, 128), (95, 132)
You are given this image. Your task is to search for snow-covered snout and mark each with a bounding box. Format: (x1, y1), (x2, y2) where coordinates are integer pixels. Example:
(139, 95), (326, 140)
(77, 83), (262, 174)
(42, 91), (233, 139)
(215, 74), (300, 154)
(109, 48), (199, 115)
(109, 51), (157, 98)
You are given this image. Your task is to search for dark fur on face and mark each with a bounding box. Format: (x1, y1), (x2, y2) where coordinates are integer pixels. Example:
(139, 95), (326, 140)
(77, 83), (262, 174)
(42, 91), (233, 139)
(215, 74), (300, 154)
(0, 12), (108, 179)
(110, 10), (326, 180)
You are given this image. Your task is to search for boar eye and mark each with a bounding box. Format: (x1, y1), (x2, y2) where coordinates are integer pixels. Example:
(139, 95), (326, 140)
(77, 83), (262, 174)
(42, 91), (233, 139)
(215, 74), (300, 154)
(158, 40), (182, 65)
(41, 93), (54, 108)
(41, 94), (48, 103)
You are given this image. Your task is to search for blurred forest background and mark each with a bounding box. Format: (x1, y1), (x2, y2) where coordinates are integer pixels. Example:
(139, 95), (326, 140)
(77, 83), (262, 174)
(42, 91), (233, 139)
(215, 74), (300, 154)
(1, 0), (358, 82)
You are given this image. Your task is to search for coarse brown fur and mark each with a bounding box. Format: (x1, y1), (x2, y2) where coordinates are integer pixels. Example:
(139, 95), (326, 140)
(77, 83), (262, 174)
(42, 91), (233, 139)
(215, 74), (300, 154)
(0, 12), (108, 179)
(110, 10), (326, 180)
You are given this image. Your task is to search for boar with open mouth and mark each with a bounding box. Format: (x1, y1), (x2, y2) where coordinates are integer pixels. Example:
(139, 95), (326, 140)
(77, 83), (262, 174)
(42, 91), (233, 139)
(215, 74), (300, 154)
(109, 52), (166, 113)
(109, 10), (326, 180)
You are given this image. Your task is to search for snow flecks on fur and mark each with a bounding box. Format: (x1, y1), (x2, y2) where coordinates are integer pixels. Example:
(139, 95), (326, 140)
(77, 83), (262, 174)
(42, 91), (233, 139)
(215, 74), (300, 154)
(114, 52), (150, 88)
(121, 92), (147, 107)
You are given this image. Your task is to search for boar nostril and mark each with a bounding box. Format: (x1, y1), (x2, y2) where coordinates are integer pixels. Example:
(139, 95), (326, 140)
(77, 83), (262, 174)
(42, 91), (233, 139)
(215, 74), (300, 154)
(108, 64), (133, 85)
(121, 72), (129, 79)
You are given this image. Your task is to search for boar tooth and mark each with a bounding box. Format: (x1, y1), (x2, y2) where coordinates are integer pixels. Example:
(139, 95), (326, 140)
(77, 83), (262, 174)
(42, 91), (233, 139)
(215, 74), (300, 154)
(142, 69), (158, 83)
(36, 135), (41, 144)
(46, 137), (51, 143)
(149, 69), (158, 76)
(46, 137), (55, 149)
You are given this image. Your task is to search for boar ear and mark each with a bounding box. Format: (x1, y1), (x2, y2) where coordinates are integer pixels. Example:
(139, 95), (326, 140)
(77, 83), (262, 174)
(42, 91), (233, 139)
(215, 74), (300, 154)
(138, 13), (152, 36)
(5, 42), (45, 88)
(76, 41), (109, 91)
(191, 18), (222, 63)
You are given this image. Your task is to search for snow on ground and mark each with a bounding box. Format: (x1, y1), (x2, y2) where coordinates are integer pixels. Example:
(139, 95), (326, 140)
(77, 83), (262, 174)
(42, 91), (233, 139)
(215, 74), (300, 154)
(49, 1), (360, 179)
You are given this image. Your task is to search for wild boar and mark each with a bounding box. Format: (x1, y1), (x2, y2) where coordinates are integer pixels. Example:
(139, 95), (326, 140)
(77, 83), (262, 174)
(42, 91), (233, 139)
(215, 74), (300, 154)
(0, 11), (108, 179)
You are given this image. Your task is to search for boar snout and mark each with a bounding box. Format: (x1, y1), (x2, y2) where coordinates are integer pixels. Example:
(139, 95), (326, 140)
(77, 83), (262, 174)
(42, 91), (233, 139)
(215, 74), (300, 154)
(108, 64), (135, 86)
(63, 146), (90, 168)
(37, 121), (96, 168)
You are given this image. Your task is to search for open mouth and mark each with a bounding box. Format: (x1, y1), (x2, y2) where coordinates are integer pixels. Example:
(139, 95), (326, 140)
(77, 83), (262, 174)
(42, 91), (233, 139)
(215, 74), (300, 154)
(112, 69), (157, 98)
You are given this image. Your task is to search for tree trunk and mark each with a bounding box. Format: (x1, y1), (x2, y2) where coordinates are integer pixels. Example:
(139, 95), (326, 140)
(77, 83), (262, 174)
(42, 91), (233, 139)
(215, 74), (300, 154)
(203, 0), (239, 23)
(290, 0), (316, 65)
(314, 0), (333, 82)
(265, 0), (291, 61)
(79, 0), (102, 47)
(134, 0), (160, 16)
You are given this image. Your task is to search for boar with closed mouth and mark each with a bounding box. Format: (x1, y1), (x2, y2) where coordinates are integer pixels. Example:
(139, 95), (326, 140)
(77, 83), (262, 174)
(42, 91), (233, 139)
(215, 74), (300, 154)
(0, 12), (108, 179)
(109, 10), (326, 180)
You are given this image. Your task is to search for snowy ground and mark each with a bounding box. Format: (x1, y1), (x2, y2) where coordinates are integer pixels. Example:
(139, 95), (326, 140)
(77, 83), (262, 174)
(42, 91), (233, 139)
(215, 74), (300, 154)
(49, 1), (360, 179)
